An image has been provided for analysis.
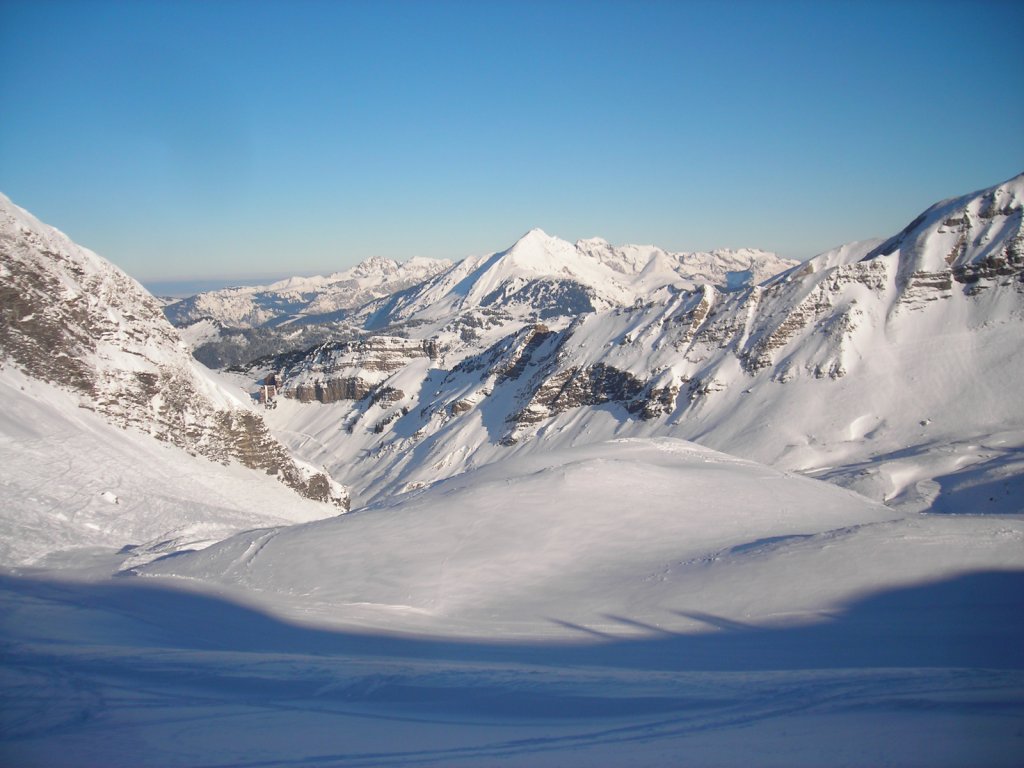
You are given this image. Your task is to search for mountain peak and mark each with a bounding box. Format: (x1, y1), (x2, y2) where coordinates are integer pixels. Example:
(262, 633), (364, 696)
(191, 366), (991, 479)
(500, 227), (575, 269)
(521, 226), (551, 239)
(509, 227), (558, 250)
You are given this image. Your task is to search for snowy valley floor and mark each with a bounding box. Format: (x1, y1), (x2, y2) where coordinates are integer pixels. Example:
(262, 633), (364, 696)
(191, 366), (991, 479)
(2, 370), (1023, 766)
(1, 559), (1023, 767)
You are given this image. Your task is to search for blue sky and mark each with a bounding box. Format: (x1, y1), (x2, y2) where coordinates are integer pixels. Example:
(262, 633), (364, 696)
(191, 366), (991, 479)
(1, 0), (1022, 283)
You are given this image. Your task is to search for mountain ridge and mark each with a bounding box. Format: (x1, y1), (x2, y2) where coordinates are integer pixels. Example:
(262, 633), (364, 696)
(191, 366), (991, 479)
(0, 192), (349, 518)
(245, 173), (1024, 512)
(166, 228), (796, 335)
(165, 253), (453, 329)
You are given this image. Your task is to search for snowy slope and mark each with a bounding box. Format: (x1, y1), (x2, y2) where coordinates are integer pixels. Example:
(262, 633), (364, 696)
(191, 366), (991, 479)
(0, 366), (336, 568)
(138, 427), (1023, 634)
(5, 552), (1022, 768)
(125, 436), (1022, 762)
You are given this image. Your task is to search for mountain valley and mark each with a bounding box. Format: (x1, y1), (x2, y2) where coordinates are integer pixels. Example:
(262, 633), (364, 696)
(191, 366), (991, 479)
(1, 175), (1022, 767)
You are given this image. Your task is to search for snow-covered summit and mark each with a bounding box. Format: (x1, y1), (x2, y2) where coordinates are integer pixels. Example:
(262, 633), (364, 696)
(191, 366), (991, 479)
(865, 171), (1023, 280)
(350, 229), (795, 342)
(167, 227), (794, 341)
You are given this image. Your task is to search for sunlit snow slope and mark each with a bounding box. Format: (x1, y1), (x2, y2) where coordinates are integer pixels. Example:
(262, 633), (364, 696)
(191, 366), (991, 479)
(138, 436), (1022, 639)
(0, 367), (336, 568)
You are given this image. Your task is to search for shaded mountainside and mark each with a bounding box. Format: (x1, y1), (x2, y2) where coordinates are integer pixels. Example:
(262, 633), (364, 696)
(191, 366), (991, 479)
(0, 193), (347, 510)
(250, 173), (1024, 511)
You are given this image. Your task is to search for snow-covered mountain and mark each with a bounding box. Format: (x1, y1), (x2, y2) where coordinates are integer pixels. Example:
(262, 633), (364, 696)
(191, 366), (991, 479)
(0, 192), (347, 563)
(166, 231), (794, 378)
(250, 174), (1024, 512)
(164, 255), (452, 329)
(166, 231), (790, 337)
(353, 229), (794, 341)
(2, 180), (1022, 768)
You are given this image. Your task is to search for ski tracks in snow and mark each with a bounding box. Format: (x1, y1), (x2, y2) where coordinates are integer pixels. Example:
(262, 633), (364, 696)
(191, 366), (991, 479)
(4, 641), (1020, 768)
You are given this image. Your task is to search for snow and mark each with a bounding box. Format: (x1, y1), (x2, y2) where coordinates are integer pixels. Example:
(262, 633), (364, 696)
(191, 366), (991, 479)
(0, 365), (337, 569)
(3, 421), (1023, 765)
(134, 438), (902, 634)
(164, 254), (453, 329)
(2, 181), (1023, 766)
(253, 171), (1024, 518)
(349, 228), (796, 341)
(2, 451), (1022, 765)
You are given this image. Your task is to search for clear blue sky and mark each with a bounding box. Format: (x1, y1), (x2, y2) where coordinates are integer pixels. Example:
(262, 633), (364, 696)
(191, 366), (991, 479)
(2, 0), (1022, 283)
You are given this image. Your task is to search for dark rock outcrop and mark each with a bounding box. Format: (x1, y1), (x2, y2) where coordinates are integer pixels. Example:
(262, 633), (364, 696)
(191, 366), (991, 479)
(279, 337), (438, 405)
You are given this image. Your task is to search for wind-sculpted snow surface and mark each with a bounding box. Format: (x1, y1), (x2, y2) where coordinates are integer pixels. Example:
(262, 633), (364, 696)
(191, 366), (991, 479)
(136, 438), (901, 631)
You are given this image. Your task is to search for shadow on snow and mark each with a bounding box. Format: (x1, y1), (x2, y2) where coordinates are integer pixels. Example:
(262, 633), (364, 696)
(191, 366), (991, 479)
(2, 569), (1022, 671)
(2, 570), (1023, 766)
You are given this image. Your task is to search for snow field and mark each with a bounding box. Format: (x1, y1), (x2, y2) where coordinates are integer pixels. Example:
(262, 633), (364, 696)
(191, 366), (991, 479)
(0, 366), (336, 569)
(136, 437), (1024, 642)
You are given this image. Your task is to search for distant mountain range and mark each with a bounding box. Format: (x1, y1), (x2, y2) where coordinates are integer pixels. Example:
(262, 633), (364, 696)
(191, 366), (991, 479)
(164, 235), (793, 333)
(164, 255), (453, 329)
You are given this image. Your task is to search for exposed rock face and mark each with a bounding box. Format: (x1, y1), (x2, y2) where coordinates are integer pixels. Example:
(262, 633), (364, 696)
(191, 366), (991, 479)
(866, 178), (1024, 302)
(277, 337), (438, 404)
(514, 363), (647, 424)
(0, 193), (348, 510)
(480, 278), (598, 319)
(503, 175), (1023, 429)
